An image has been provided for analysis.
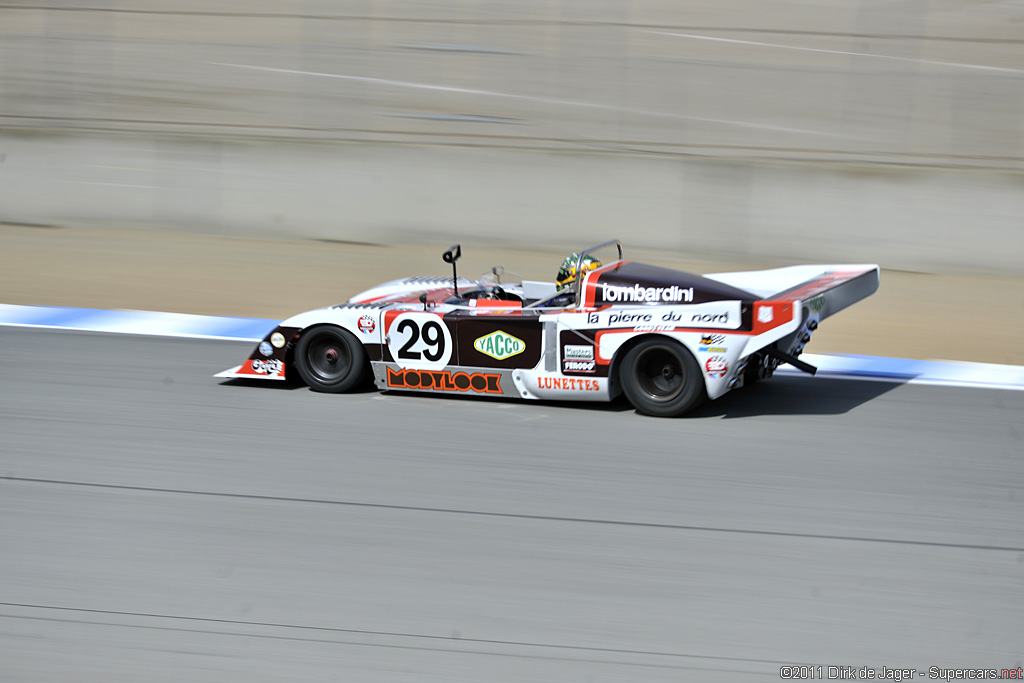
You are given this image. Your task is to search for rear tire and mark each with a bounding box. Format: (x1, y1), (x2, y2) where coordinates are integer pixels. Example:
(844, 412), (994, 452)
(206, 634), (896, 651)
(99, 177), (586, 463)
(294, 325), (369, 393)
(619, 338), (705, 417)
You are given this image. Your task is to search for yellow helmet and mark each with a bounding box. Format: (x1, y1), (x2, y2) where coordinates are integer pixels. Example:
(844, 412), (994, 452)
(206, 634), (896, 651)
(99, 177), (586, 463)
(556, 253), (602, 288)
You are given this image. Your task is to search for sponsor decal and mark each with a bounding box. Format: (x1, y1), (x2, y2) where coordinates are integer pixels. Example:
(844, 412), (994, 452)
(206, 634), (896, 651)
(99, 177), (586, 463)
(250, 359), (284, 376)
(258, 341), (273, 357)
(601, 283), (693, 303)
(386, 367), (501, 394)
(357, 315), (376, 334)
(705, 356), (728, 379)
(751, 302), (793, 332)
(698, 334), (727, 352)
(690, 312), (730, 325)
(270, 332), (286, 348)
(563, 345), (594, 360)
(473, 330), (525, 360)
(563, 359), (597, 374)
(537, 377), (601, 391)
(586, 303), (738, 330)
(660, 310), (731, 326)
(808, 294), (825, 313)
(386, 311), (453, 370)
(608, 311), (652, 325)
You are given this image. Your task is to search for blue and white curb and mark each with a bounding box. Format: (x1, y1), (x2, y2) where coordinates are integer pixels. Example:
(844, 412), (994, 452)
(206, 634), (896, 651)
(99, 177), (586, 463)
(2, 303), (1022, 391)
(0, 304), (274, 342)
(777, 353), (1024, 392)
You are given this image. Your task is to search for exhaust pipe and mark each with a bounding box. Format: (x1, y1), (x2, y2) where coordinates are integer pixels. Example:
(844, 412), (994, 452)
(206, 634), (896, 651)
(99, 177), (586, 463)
(764, 347), (817, 375)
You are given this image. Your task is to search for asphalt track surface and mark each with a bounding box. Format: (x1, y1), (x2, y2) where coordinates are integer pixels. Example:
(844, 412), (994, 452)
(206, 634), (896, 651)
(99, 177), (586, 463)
(1, 327), (1022, 682)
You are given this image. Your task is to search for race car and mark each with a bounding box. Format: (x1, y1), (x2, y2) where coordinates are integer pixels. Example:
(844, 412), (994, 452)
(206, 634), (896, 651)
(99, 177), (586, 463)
(216, 240), (879, 417)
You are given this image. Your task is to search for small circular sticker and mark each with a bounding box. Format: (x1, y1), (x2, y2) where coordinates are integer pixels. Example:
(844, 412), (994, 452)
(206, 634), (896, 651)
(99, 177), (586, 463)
(270, 332), (286, 348)
(357, 315), (376, 334)
(705, 356), (728, 378)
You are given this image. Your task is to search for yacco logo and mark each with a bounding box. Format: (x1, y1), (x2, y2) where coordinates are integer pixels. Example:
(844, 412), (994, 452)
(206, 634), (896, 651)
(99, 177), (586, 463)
(474, 330), (525, 360)
(387, 367), (501, 394)
(601, 283), (693, 303)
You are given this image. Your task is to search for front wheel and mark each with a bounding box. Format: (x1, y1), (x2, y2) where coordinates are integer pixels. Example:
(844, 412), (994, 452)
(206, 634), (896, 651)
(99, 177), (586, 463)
(294, 325), (369, 393)
(619, 338), (706, 417)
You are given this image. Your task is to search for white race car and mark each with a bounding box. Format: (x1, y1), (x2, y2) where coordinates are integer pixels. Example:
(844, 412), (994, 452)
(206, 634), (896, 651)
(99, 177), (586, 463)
(216, 241), (879, 417)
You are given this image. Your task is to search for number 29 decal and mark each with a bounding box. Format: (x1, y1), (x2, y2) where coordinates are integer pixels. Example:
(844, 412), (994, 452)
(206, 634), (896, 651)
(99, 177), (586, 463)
(386, 312), (453, 369)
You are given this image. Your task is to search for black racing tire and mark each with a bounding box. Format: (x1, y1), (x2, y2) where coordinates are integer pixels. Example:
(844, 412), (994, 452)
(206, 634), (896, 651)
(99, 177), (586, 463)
(619, 337), (706, 417)
(293, 325), (369, 393)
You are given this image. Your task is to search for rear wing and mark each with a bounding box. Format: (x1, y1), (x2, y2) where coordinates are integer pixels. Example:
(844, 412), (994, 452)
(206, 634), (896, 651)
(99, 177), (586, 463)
(712, 265), (879, 375)
(768, 266), (879, 321)
(705, 264), (880, 321)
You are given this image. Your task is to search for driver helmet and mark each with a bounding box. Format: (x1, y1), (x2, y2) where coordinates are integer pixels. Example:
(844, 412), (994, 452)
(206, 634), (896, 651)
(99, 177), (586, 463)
(556, 253), (602, 288)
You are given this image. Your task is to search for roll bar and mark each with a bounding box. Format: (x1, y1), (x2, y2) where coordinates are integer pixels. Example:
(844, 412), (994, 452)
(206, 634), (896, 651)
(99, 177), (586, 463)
(572, 239), (622, 306)
(521, 239), (622, 310)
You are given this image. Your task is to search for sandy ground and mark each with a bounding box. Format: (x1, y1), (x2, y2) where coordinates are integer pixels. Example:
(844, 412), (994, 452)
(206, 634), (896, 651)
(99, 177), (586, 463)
(2, 223), (1022, 365)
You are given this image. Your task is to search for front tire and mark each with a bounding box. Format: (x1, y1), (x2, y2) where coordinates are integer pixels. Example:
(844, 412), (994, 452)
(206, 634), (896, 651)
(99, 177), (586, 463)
(294, 325), (369, 393)
(619, 338), (706, 417)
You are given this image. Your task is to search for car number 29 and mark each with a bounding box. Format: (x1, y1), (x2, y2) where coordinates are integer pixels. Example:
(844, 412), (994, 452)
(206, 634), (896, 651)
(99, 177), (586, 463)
(387, 312), (453, 369)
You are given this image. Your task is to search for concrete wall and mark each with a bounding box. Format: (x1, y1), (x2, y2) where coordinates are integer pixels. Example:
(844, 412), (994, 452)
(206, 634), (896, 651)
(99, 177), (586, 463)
(3, 1), (1022, 169)
(2, 1), (1022, 272)
(2, 131), (1020, 273)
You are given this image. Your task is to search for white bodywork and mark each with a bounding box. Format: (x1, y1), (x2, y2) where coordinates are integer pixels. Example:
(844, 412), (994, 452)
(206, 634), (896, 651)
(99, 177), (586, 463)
(216, 260), (880, 405)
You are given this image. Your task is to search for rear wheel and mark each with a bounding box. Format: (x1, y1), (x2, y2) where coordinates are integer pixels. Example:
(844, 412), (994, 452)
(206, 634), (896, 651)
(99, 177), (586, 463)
(294, 325), (369, 393)
(619, 338), (705, 417)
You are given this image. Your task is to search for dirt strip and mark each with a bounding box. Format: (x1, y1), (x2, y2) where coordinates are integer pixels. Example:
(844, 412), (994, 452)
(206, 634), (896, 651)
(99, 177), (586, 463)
(2, 224), (1021, 365)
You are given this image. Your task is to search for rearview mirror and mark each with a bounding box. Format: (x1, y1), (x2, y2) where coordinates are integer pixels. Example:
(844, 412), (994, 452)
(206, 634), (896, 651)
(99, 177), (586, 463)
(442, 244), (462, 297)
(442, 244), (461, 263)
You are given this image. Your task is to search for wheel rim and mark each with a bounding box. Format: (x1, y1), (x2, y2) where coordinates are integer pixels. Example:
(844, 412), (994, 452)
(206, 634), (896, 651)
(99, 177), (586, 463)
(305, 330), (351, 383)
(634, 345), (686, 403)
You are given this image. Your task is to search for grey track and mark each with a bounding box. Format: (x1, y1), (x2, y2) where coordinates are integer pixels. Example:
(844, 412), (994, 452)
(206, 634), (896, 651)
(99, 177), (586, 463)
(1, 327), (1021, 682)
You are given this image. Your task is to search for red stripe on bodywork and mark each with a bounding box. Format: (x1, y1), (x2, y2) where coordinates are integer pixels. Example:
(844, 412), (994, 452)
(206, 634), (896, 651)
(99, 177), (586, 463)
(356, 287), (458, 307)
(589, 304), (794, 365)
(581, 260), (629, 309)
(350, 294), (390, 303)
(235, 359), (286, 378)
(383, 308), (446, 335)
(751, 301), (795, 335)
(769, 268), (874, 302)
(469, 299), (523, 315)
(591, 327), (753, 366)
